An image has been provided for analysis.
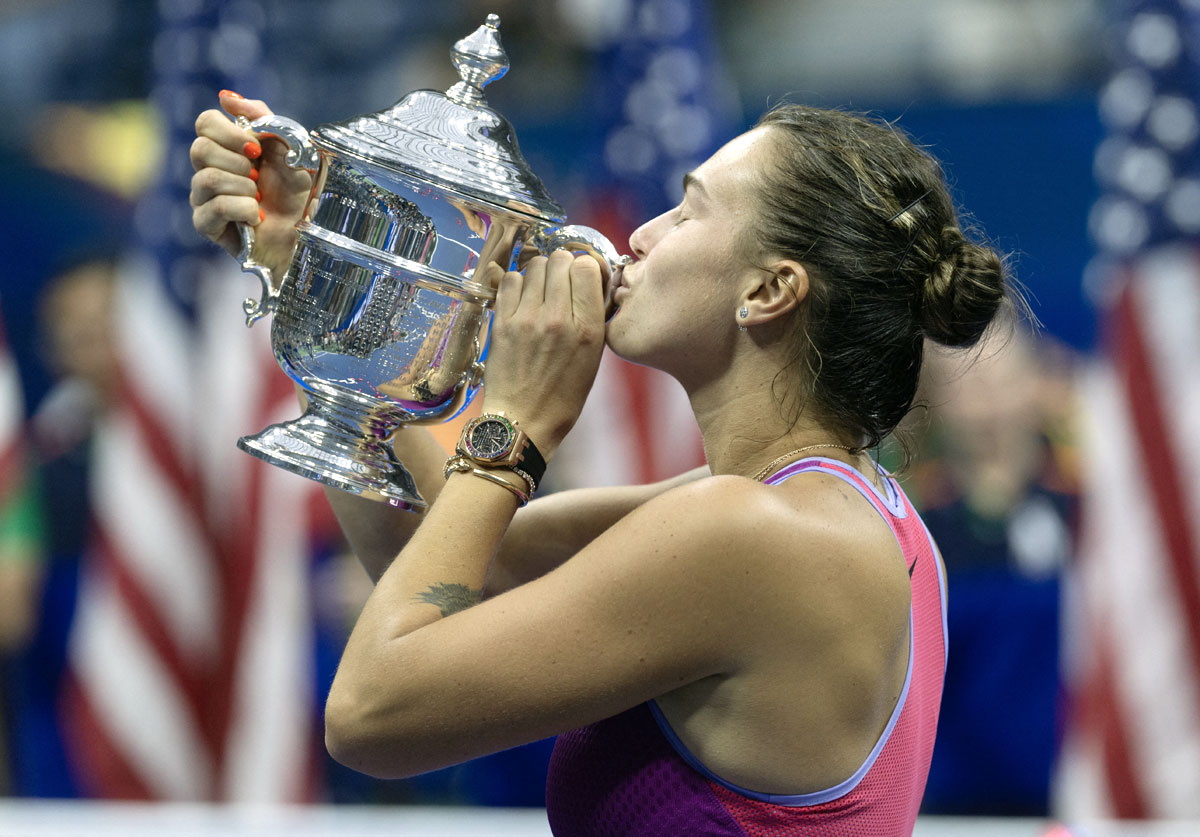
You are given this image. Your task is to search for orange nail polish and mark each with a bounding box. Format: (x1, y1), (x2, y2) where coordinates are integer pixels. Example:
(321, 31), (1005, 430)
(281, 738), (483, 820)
(248, 168), (260, 182)
(259, 208), (266, 222)
(255, 190), (262, 202)
(219, 89), (244, 100)
(243, 141), (262, 160)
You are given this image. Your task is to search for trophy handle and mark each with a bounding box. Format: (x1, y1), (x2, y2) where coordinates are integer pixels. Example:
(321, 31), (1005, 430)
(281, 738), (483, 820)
(529, 224), (631, 322)
(234, 115), (321, 327)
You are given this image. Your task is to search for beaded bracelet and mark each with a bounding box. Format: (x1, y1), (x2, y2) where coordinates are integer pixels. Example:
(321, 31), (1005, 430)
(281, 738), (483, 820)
(443, 456), (530, 506)
(510, 465), (538, 495)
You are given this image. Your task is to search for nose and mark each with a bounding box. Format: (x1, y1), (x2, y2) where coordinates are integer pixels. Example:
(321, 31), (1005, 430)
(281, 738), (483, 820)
(628, 221), (649, 260)
(628, 210), (668, 260)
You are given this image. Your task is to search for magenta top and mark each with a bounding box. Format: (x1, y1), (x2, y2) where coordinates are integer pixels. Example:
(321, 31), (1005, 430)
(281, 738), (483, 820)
(545, 457), (948, 836)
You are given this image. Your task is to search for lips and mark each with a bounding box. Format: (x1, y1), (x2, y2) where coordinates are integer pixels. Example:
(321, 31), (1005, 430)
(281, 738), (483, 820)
(604, 260), (632, 322)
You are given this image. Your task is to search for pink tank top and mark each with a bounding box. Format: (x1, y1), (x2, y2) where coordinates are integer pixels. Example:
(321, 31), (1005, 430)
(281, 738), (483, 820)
(545, 457), (948, 836)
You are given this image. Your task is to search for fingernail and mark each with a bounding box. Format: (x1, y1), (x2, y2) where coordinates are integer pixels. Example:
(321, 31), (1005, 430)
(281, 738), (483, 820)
(243, 141), (262, 160)
(219, 89), (244, 100)
(248, 168), (260, 183)
(255, 190), (262, 202)
(259, 208), (266, 222)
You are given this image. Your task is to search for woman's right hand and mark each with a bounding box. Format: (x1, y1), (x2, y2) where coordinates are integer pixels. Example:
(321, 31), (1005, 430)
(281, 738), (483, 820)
(189, 92), (312, 281)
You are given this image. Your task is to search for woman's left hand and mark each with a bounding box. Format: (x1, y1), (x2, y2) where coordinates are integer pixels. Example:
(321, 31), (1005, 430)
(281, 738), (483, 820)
(481, 249), (606, 459)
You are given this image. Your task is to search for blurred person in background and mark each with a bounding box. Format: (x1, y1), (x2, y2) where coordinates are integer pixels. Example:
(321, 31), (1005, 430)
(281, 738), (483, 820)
(1, 257), (121, 798)
(33, 257), (121, 460)
(0, 302), (46, 796)
(0, 422), (42, 797)
(193, 89), (1027, 833)
(0, 423), (42, 668)
(915, 329), (1079, 816)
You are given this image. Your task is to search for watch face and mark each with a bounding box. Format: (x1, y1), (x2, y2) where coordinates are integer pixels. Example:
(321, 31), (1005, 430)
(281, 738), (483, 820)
(466, 417), (514, 461)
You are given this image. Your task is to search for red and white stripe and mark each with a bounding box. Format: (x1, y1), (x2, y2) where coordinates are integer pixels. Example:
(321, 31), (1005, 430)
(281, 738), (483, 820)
(1057, 246), (1200, 818)
(0, 306), (24, 506)
(62, 256), (319, 801)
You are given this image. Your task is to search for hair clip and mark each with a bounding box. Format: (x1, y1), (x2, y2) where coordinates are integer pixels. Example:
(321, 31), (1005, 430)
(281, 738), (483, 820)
(887, 188), (932, 223)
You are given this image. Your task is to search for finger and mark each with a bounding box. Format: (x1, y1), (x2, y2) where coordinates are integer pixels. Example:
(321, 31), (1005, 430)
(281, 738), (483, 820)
(194, 108), (259, 157)
(213, 225), (241, 258)
(196, 94), (276, 165)
(189, 165), (257, 207)
(495, 269), (524, 322)
(569, 254), (604, 324)
(543, 249), (575, 317)
(189, 134), (256, 178)
(192, 194), (260, 243)
(520, 255), (548, 309)
(218, 91), (273, 122)
(219, 95), (281, 166)
(479, 262), (506, 294)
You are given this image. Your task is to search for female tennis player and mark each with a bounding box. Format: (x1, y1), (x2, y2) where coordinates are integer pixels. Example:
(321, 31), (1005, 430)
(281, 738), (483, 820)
(192, 90), (1018, 835)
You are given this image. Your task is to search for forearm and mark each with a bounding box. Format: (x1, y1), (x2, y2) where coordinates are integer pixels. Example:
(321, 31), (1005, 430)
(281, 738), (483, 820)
(344, 471), (514, 636)
(300, 376), (448, 581)
(320, 434), (446, 582)
(325, 469), (518, 771)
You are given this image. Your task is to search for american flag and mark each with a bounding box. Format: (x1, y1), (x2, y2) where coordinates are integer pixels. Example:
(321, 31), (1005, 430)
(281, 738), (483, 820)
(553, 0), (736, 488)
(59, 0), (321, 801)
(1056, 0), (1200, 818)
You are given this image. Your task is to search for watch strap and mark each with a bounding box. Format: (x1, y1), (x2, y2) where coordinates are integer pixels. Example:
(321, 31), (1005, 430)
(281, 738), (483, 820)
(514, 436), (546, 490)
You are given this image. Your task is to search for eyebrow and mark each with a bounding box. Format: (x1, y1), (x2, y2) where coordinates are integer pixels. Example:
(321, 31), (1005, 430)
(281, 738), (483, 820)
(682, 172), (708, 200)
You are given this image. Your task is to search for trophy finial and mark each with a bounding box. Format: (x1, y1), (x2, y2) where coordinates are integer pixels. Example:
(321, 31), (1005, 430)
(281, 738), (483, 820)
(447, 14), (509, 105)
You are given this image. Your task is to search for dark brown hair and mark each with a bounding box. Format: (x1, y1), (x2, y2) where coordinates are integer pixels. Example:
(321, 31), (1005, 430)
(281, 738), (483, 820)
(753, 105), (1016, 451)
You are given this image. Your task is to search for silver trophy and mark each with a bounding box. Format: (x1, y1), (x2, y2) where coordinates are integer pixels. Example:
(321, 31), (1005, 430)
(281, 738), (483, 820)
(231, 14), (626, 509)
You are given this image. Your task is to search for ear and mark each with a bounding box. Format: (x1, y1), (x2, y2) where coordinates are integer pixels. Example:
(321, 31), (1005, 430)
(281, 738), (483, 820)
(740, 260), (809, 327)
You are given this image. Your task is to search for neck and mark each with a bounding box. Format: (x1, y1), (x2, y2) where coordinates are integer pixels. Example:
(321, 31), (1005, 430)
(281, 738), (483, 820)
(683, 350), (857, 480)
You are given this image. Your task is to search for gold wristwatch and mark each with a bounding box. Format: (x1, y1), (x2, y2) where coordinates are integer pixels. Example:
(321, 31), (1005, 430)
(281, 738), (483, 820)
(455, 413), (546, 491)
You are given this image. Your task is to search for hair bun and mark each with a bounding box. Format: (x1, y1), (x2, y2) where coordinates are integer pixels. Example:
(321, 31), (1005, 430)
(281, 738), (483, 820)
(920, 226), (1006, 348)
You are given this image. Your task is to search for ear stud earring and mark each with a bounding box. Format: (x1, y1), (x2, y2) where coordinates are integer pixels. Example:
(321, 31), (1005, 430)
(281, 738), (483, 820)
(738, 307), (749, 332)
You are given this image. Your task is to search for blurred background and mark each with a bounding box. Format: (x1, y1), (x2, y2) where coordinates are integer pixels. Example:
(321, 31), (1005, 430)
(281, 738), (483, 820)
(0, 0), (1196, 833)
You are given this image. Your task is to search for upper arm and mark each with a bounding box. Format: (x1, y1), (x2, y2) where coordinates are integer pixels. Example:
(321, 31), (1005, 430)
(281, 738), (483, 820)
(486, 465), (711, 595)
(326, 477), (751, 778)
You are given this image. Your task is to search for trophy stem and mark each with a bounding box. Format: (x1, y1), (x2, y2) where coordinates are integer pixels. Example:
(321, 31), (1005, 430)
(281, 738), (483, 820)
(237, 380), (425, 508)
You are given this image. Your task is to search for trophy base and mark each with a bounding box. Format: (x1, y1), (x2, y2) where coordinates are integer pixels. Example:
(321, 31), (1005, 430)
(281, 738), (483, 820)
(238, 380), (426, 509)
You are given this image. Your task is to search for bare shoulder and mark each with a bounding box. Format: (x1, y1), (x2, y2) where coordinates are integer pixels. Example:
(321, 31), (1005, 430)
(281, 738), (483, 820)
(600, 474), (802, 578)
(626, 473), (912, 632)
(612, 473), (765, 537)
(640, 472), (904, 569)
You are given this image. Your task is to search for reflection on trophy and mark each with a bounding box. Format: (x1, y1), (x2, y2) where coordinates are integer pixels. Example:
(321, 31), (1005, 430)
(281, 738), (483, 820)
(231, 14), (626, 509)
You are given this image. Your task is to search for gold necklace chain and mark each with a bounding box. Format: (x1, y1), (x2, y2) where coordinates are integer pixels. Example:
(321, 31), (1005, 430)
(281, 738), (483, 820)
(751, 443), (855, 483)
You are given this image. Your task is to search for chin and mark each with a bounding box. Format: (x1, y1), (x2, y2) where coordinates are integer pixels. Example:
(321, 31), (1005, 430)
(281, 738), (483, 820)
(603, 326), (632, 361)
(603, 309), (636, 356)
(604, 319), (670, 373)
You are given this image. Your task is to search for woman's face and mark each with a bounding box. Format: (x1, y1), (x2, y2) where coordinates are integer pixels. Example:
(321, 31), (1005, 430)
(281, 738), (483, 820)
(605, 128), (774, 380)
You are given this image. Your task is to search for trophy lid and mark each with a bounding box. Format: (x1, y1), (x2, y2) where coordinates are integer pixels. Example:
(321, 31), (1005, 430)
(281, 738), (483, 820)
(311, 14), (566, 223)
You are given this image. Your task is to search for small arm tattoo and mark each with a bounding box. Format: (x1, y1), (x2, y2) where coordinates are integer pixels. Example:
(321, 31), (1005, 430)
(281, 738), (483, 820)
(413, 582), (482, 617)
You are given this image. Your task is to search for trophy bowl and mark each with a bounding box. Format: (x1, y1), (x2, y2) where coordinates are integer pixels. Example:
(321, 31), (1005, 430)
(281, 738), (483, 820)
(231, 14), (625, 509)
